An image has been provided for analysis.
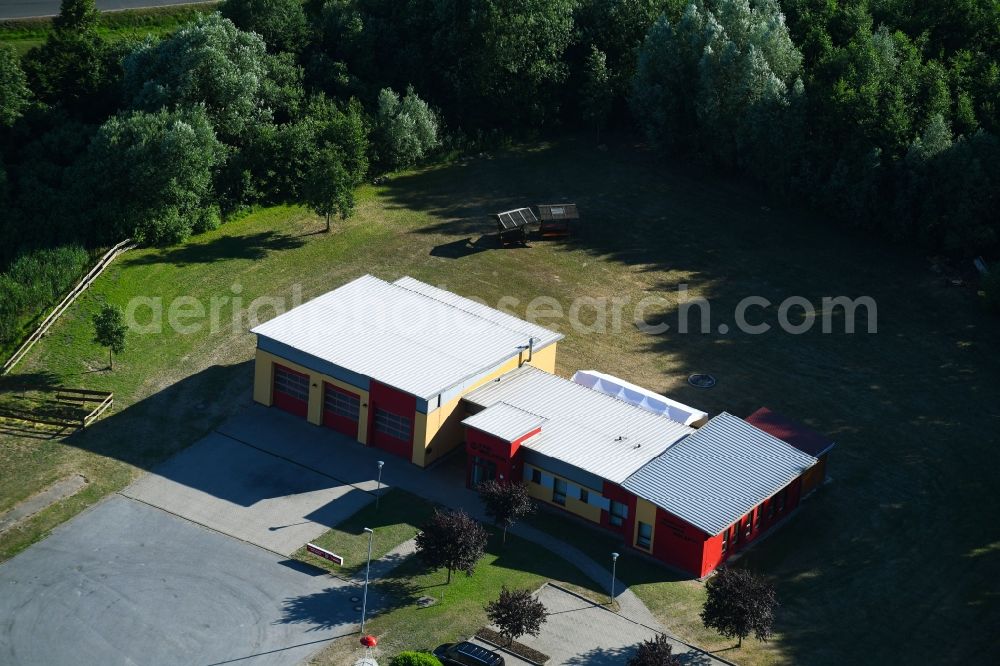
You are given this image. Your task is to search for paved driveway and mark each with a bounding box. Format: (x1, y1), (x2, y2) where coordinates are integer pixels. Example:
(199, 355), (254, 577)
(474, 585), (722, 666)
(122, 431), (376, 556)
(0, 496), (355, 666)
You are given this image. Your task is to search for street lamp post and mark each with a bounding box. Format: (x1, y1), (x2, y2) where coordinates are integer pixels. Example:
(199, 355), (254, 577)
(375, 460), (385, 510)
(360, 527), (375, 633)
(610, 552), (619, 606)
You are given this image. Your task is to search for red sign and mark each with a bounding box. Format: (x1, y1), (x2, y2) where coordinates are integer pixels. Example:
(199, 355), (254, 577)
(306, 543), (344, 566)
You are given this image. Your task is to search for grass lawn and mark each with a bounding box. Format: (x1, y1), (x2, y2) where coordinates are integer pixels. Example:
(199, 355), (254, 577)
(295, 489), (437, 577)
(1, 136), (998, 664)
(0, 3), (217, 56)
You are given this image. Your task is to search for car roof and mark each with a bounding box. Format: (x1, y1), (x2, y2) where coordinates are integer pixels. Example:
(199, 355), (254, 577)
(454, 641), (501, 664)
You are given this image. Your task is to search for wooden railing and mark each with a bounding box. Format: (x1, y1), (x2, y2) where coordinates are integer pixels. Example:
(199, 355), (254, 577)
(2, 239), (134, 376)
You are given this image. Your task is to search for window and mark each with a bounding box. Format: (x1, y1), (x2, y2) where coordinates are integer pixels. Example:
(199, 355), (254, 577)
(776, 489), (787, 513)
(745, 516), (753, 538)
(733, 523), (742, 545)
(722, 529), (729, 553)
(274, 366), (308, 401)
(553, 478), (567, 505)
(530, 468), (542, 484)
(609, 501), (628, 527)
(767, 500), (775, 521)
(754, 507), (762, 529)
(324, 387), (359, 421)
(579, 488), (589, 504)
(373, 409), (412, 441)
(637, 521), (652, 549)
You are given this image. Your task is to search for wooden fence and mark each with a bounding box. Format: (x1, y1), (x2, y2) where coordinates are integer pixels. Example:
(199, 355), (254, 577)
(2, 239), (134, 376)
(0, 387), (113, 429)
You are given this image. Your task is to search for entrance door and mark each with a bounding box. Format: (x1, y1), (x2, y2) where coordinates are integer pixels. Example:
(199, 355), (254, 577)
(369, 408), (413, 459)
(323, 383), (361, 438)
(273, 364), (309, 417)
(470, 456), (498, 486)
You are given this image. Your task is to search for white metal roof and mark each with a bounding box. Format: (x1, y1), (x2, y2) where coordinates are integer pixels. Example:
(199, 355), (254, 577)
(462, 402), (547, 442)
(622, 412), (818, 536)
(464, 366), (694, 484)
(251, 275), (561, 400)
(571, 370), (708, 426)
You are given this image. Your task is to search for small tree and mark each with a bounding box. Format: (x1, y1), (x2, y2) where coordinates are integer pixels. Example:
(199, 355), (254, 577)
(93, 303), (127, 370)
(485, 586), (547, 647)
(415, 508), (488, 584)
(478, 480), (534, 545)
(581, 45), (613, 143)
(700, 568), (777, 648)
(303, 144), (354, 232)
(628, 634), (681, 666)
(374, 86), (440, 171)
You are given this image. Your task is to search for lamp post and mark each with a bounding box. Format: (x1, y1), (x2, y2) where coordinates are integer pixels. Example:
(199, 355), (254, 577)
(610, 552), (619, 606)
(375, 460), (385, 510)
(360, 527), (375, 633)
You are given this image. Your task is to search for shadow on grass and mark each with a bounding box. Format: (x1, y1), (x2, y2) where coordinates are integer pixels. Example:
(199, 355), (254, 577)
(122, 231), (305, 267)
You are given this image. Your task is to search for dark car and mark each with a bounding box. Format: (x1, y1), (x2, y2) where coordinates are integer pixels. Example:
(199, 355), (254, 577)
(433, 641), (505, 666)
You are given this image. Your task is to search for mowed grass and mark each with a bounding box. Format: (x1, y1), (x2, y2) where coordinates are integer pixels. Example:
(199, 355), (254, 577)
(295, 489), (437, 577)
(0, 137), (998, 664)
(0, 3), (218, 56)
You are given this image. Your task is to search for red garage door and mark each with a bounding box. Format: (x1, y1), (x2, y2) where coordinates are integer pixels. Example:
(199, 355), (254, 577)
(370, 408), (413, 459)
(323, 383), (360, 438)
(273, 364), (309, 417)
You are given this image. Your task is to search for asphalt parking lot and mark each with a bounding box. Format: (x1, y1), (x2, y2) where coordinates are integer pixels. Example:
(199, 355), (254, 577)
(0, 495), (354, 666)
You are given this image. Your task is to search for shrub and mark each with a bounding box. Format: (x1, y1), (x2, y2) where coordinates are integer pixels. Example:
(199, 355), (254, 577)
(0, 245), (90, 346)
(388, 651), (443, 666)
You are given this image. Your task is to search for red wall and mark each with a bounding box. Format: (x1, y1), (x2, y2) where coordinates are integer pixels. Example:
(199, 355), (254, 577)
(367, 380), (417, 460)
(464, 427), (534, 486)
(652, 509), (710, 576)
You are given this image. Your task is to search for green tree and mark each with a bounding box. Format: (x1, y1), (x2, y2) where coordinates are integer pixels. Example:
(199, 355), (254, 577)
(0, 46), (31, 127)
(220, 0), (309, 53)
(93, 303), (127, 370)
(77, 107), (225, 245)
(581, 46), (613, 141)
(374, 86), (440, 170)
(123, 13), (302, 142)
(415, 509), (488, 584)
(700, 567), (777, 648)
(484, 586), (547, 647)
(52, 0), (100, 32)
(304, 144), (354, 231)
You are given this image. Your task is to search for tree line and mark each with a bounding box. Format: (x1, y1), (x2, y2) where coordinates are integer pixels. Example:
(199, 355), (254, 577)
(1, 0), (997, 344)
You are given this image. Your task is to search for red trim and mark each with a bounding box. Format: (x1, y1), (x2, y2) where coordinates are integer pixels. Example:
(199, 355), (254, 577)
(273, 364), (308, 418)
(322, 382), (360, 438)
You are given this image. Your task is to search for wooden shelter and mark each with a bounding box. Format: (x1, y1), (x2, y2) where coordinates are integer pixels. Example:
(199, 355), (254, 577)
(537, 204), (578, 237)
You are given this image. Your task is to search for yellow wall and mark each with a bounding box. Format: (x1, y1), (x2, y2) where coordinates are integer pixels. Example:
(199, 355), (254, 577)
(524, 464), (603, 524)
(633, 498), (658, 551)
(414, 343), (559, 466)
(253, 349), (370, 441)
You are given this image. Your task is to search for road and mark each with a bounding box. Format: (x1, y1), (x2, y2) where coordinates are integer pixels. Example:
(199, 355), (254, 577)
(0, 1), (215, 21)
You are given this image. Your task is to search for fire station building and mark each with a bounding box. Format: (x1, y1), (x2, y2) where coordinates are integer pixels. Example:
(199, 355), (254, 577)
(251, 275), (833, 577)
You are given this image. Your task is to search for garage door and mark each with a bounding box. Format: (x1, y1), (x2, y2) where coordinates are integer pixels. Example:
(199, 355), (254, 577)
(323, 383), (360, 438)
(273, 364), (309, 417)
(370, 408), (413, 459)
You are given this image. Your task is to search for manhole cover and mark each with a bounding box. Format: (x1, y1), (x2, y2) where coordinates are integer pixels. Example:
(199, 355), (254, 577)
(350, 596), (361, 603)
(354, 605), (363, 612)
(417, 596), (437, 608)
(688, 374), (717, 389)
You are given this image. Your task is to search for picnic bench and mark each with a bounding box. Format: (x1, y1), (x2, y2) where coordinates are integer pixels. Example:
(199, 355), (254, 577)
(537, 204), (578, 237)
(495, 207), (536, 246)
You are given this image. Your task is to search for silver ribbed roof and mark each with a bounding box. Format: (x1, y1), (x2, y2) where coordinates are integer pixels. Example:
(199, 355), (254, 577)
(622, 412), (818, 536)
(462, 402), (547, 441)
(465, 366), (693, 483)
(251, 275), (561, 400)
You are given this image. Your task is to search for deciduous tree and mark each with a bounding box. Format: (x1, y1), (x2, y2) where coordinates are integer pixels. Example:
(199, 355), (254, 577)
(484, 586), (546, 647)
(220, 0), (309, 53)
(628, 634), (681, 666)
(0, 46), (31, 127)
(700, 567), (777, 648)
(415, 509), (488, 584)
(93, 303), (127, 370)
(477, 480), (534, 545)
